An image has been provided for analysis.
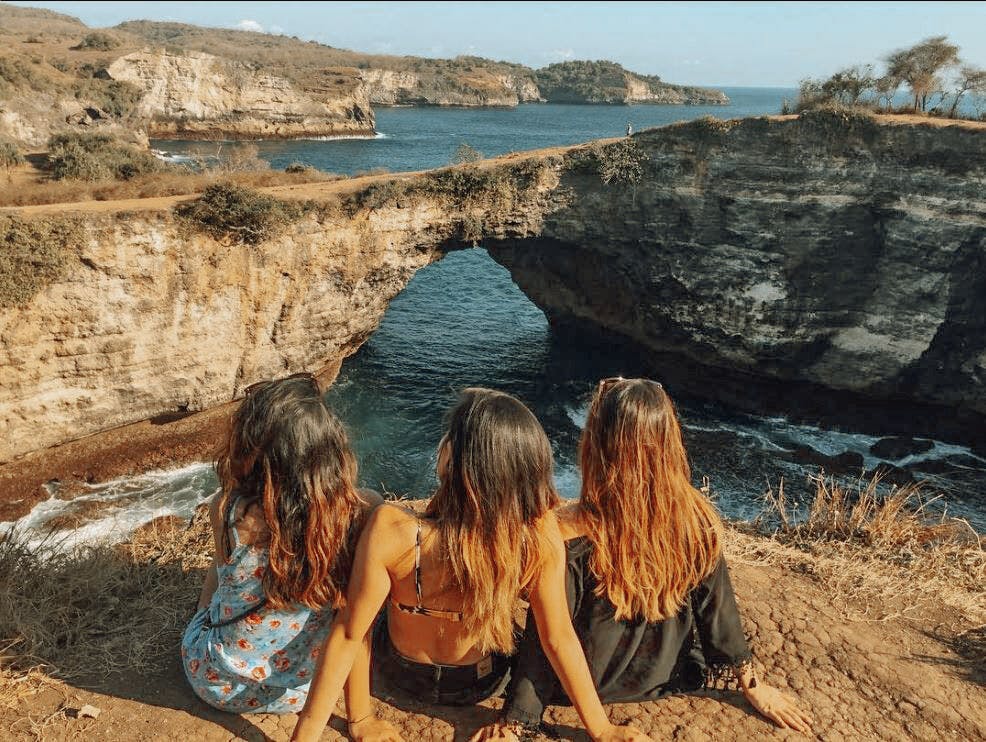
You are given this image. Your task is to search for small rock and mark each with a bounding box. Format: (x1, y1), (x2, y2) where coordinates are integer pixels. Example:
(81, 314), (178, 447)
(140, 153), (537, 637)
(865, 463), (915, 486)
(869, 436), (934, 460)
(785, 445), (864, 474)
(68, 704), (101, 719)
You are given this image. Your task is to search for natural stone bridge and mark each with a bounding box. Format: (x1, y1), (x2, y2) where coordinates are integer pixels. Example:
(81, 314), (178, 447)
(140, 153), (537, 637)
(2, 112), (985, 463)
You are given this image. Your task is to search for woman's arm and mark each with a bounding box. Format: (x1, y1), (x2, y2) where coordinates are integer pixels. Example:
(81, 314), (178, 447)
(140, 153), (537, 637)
(694, 557), (812, 733)
(525, 519), (650, 742)
(196, 559), (219, 610)
(196, 494), (228, 610)
(291, 506), (402, 742)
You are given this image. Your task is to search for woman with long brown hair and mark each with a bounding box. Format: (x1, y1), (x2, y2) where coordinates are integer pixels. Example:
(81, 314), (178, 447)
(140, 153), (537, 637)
(181, 374), (396, 740)
(291, 388), (650, 742)
(483, 377), (812, 736)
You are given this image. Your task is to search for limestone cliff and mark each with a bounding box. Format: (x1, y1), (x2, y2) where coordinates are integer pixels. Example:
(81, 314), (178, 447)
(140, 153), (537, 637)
(106, 51), (374, 139)
(1, 114), (984, 462)
(362, 68), (541, 107)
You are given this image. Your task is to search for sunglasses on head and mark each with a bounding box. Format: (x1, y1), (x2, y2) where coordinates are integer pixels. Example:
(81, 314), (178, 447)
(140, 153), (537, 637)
(244, 371), (319, 397)
(597, 376), (663, 393)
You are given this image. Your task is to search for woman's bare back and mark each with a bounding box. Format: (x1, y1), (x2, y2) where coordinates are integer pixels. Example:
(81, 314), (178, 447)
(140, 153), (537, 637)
(376, 504), (489, 665)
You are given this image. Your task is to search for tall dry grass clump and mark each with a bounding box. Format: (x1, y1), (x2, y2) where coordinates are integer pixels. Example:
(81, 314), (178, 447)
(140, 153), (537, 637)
(0, 511), (211, 688)
(733, 474), (985, 622)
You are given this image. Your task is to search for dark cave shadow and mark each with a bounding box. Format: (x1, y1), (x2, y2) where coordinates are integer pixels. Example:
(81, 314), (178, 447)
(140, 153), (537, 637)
(149, 409), (195, 425)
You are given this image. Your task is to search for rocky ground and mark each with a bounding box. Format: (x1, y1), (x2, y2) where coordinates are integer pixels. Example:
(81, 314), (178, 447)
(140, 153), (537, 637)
(0, 516), (982, 742)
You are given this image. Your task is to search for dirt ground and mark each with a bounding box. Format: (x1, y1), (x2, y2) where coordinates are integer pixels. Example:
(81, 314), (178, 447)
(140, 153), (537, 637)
(1, 535), (982, 742)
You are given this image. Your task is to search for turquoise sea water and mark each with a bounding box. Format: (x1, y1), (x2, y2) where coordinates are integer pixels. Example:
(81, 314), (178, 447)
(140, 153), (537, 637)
(7, 89), (983, 544)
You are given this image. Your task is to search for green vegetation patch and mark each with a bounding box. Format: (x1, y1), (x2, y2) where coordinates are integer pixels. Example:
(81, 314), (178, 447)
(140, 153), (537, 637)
(536, 60), (634, 103)
(71, 79), (144, 119)
(0, 215), (83, 309)
(174, 182), (312, 245)
(0, 54), (52, 97)
(566, 138), (648, 185)
(71, 32), (121, 51)
(47, 132), (166, 181)
(795, 105), (882, 148)
(0, 140), (24, 168)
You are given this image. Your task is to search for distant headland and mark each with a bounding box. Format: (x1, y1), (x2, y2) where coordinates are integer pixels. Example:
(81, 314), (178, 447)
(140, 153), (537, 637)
(0, 4), (727, 146)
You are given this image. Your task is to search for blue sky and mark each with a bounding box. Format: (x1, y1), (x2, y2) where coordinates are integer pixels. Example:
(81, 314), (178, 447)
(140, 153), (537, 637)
(10, 1), (986, 87)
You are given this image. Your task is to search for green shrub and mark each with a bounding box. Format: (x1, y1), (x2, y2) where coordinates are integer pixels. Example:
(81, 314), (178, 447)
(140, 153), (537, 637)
(0, 215), (82, 308)
(47, 132), (164, 181)
(451, 143), (483, 165)
(174, 182), (310, 244)
(345, 179), (409, 211)
(72, 79), (144, 119)
(71, 32), (120, 51)
(567, 139), (647, 185)
(284, 162), (317, 174)
(0, 140), (23, 168)
(0, 55), (50, 96)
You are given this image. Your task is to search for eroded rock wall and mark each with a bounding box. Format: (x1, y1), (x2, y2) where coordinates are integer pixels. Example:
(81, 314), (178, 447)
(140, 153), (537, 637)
(490, 115), (986, 425)
(107, 51), (374, 139)
(1, 114), (984, 461)
(0, 164), (557, 461)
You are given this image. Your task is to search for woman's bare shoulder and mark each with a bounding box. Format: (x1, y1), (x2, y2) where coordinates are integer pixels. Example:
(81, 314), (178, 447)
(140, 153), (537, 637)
(366, 500), (418, 537)
(555, 501), (587, 541)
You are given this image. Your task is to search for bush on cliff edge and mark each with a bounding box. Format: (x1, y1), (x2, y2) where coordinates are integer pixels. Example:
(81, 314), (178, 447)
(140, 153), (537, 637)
(0, 215), (82, 308)
(174, 182), (310, 245)
(47, 132), (166, 182)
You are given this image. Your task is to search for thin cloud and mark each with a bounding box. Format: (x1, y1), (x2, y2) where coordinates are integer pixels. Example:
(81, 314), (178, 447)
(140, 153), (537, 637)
(542, 48), (575, 62)
(236, 19), (264, 33)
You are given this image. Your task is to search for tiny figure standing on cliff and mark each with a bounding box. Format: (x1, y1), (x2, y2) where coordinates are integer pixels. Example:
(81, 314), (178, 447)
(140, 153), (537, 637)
(475, 378), (813, 739)
(626, 121), (633, 136)
(181, 374), (398, 741)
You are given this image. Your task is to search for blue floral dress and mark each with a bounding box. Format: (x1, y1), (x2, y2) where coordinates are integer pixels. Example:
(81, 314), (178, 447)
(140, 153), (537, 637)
(181, 498), (334, 713)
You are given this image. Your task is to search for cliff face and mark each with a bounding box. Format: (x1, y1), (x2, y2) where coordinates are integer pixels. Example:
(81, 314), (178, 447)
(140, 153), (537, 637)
(106, 51), (374, 139)
(491, 114), (986, 434)
(1, 114), (983, 461)
(362, 68), (541, 107)
(0, 164), (556, 460)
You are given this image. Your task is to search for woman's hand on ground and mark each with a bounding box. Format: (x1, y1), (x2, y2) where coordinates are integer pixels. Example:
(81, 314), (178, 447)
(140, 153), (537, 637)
(594, 723), (654, 742)
(468, 721), (520, 742)
(743, 684), (813, 733)
(349, 715), (404, 742)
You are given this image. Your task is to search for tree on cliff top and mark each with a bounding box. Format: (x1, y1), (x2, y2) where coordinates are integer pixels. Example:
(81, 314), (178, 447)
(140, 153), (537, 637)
(885, 36), (959, 112)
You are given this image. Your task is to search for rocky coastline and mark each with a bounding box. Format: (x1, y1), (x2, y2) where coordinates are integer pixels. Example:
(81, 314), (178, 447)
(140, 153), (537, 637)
(0, 5), (729, 148)
(0, 113), (984, 511)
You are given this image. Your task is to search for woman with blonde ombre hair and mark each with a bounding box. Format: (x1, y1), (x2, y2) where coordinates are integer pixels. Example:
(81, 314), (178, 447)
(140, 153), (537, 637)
(483, 377), (812, 737)
(292, 388), (651, 742)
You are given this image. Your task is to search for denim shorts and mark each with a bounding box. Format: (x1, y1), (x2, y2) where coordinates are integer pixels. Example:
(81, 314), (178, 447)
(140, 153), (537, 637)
(373, 618), (511, 706)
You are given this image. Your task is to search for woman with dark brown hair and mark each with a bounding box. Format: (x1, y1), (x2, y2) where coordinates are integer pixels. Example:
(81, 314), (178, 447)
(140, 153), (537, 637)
(181, 374), (397, 740)
(482, 377), (812, 737)
(292, 388), (651, 742)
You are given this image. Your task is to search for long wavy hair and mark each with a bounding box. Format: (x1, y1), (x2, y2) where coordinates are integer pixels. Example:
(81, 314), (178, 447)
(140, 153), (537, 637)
(425, 388), (560, 654)
(215, 375), (363, 610)
(579, 378), (723, 623)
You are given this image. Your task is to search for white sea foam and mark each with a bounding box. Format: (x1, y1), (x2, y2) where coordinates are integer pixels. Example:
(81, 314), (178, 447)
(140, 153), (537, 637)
(0, 463), (218, 551)
(299, 132), (387, 141)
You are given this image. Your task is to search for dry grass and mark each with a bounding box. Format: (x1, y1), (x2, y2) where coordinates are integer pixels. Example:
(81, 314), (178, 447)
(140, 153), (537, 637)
(729, 474), (985, 622)
(0, 168), (340, 207)
(0, 509), (211, 685)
